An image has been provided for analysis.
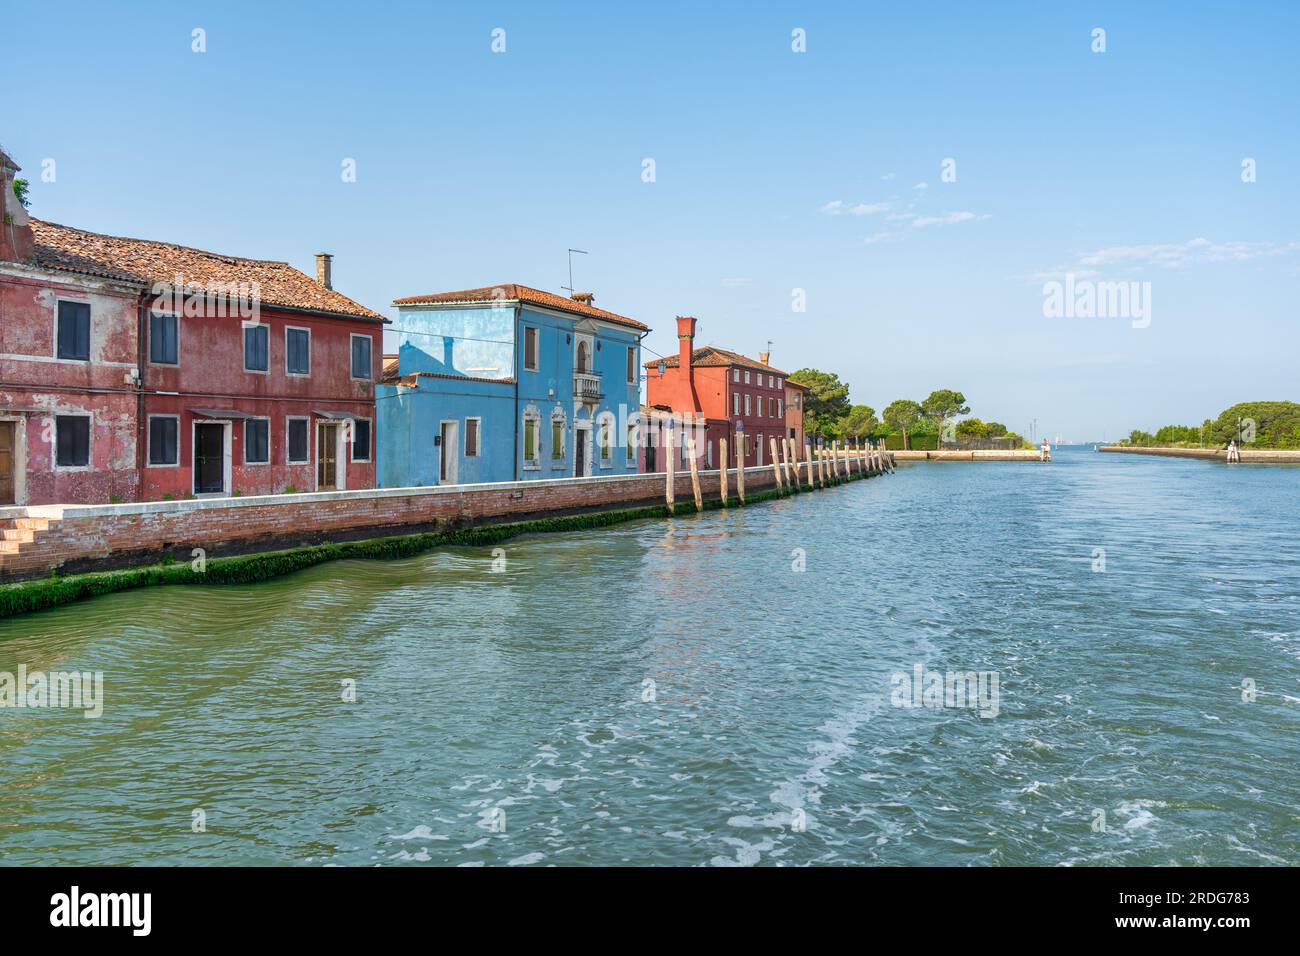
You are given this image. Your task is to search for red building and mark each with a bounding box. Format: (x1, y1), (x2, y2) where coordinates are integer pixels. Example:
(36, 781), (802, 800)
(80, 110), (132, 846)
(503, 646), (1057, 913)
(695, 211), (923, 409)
(642, 316), (799, 470)
(0, 148), (385, 504)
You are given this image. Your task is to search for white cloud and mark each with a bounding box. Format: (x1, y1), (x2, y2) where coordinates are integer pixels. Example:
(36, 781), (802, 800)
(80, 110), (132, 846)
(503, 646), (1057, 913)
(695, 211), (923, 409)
(863, 231), (898, 245)
(821, 199), (892, 216)
(913, 182), (929, 190)
(911, 211), (988, 228)
(1077, 238), (1300, 269)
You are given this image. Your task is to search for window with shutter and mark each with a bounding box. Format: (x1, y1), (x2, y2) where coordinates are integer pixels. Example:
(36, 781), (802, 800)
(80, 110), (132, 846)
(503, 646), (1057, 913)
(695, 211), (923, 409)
(55, 415), (91, 467)
(149, 313), (178, 364)
(57, 302), (90, 361)
(244, 325), (269, 372)
(465, 418), (480, 457)
(148, 416), (179, 465)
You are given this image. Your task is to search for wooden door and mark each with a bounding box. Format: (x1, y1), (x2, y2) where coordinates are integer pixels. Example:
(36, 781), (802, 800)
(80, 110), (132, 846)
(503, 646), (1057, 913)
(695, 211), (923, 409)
(0, 422), (15, 505)
(574, 429), (587, 477)
(317, 423), (337, 489)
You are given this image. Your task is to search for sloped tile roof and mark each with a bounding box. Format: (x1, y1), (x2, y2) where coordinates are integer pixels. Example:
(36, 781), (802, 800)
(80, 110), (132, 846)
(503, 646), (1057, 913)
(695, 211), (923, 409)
(30, 219), (385, 321)
(393, 284), (648, 332)
(644, 345), (789, 377)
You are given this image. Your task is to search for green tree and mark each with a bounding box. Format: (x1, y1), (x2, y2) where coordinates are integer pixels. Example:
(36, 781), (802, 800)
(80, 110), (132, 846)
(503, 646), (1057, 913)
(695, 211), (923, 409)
(1207, 401), (1300, 448)
(985, 421), (1008, 439)
(921, 389), (970, 446)
(789, 368), (851, 440)
(841, 404), (878, 441)
(882, 399), (923, 449)
(12, 177), (29, 209)
(955, 418), (988, 441)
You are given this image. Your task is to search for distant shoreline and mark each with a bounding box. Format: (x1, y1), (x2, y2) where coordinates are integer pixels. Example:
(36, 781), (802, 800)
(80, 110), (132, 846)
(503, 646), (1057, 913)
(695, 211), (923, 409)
(1099, 445), (1300, 463)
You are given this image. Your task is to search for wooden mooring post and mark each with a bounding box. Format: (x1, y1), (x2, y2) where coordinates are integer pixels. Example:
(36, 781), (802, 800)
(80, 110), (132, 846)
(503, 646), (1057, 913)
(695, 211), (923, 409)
(735, 437), (746, 504)
(719, 437), (729, 506)
(664, 427), (675, 512)
(769, 437), (784, 493)
(687, 438), (703, 512)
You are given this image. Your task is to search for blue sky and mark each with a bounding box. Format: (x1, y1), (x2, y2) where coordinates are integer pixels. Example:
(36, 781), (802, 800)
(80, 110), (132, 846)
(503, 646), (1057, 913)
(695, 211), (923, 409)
(6, 1), (1297, 440)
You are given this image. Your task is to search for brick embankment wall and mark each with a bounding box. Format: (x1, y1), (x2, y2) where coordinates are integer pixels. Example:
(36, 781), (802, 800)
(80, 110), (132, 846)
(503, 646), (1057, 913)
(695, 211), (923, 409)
(1099, 445), (1300, 463)
(0, 465), (798, 582)
(892, 449), (1042, 461)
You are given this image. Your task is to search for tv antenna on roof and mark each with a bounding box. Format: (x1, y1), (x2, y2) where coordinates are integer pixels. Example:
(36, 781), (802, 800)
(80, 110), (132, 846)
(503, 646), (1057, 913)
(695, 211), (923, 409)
(562, 249), (588, 293)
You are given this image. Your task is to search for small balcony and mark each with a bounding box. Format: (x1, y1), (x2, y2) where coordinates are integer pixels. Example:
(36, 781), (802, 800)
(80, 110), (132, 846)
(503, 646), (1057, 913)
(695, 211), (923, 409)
(574, 369), (603, 403)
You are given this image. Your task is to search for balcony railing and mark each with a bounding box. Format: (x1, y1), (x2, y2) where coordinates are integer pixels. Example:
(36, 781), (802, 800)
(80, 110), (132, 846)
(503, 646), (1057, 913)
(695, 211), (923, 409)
(574, 370), (603, 402)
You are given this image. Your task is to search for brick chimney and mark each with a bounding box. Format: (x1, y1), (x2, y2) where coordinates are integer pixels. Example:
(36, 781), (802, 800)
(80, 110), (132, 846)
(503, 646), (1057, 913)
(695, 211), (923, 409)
(676, 315), (698, 378)
(0, 148), (35, 264)
(571, 291), (594, 307)
(759, 351), (771, 366)
(314, 252), (333, 290)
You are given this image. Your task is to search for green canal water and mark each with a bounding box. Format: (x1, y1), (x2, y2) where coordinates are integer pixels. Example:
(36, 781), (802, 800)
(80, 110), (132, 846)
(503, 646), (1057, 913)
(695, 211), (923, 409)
(1, 447), (1297, 866)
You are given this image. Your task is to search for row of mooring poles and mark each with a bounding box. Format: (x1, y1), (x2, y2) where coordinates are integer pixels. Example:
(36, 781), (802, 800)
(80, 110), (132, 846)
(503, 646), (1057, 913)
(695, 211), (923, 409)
(666, 431), (895, 512)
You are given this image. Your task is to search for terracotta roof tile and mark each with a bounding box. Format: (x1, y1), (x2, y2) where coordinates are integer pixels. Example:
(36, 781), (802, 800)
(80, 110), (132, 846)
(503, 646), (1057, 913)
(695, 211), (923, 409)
(644, 345), (789, 377)
(380, 369), (516, 387)
(393, 284), (648, 332)
(30, 219), (385, 322)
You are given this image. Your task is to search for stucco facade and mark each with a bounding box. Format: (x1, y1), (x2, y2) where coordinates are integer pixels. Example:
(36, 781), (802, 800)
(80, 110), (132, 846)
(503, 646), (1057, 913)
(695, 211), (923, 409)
(378, 287), (646, 487)
(643, 317), (794, 470)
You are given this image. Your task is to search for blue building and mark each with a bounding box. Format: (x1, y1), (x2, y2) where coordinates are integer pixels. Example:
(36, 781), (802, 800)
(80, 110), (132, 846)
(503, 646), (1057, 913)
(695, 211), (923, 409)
(377, 285), (648, 487)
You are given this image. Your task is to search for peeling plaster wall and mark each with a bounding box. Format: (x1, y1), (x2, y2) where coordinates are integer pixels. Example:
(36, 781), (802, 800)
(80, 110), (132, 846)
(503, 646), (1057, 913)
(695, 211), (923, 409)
(0, 266), (142, 504)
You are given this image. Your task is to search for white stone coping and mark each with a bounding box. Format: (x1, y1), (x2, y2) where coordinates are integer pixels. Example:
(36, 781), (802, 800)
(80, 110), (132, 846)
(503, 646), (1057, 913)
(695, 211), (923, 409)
(0, 463), (816, 521)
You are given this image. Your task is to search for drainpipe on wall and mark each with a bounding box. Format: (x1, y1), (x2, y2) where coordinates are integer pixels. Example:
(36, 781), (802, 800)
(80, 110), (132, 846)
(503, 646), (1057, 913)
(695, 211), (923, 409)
(135, 295), (148, 500)
(512, 302), (521, 482)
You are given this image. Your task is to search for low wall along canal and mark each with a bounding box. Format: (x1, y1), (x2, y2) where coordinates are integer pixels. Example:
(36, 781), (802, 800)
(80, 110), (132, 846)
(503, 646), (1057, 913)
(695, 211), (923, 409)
(1099, 445), (1300, 463)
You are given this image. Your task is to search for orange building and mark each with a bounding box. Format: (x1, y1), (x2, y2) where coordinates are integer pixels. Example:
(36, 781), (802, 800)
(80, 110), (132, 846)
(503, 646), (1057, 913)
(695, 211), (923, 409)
(642, 316), (801, 470)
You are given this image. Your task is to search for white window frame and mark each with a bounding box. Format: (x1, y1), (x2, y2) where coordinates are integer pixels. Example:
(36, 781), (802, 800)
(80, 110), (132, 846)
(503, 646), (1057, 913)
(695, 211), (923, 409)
(598, 413), (615, 467)
(284, 325), (311, 377)
(286, 416), (310, 464)
(732, 368), (740, 383)
(777, 399), (783, 417)
(147, 311), (180, 368)
(626, 421), (637, 464)
(464, 416), (482, 457)
(146, 414), (181, 468)
(243, 416), (272, 466)
(523, 326), (540, 372)
(626, 346), (636, 384)
(52, 412), (93, 471)
(350, 333), (374, 382)
(243, 322), (270, 375)
(743, 370), (750, 384)
(523, 409), (541, 468)
(550, 408), (567, 465)
(744, 394), (751, 416)
(54, 299), (92, 363)
(733, 392), (740, 415)
(349, 416), (373, 463)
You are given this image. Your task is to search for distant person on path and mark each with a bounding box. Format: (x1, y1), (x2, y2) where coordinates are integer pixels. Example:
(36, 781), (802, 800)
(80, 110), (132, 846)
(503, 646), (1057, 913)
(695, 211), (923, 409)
(1040, 440), (1051, 462)
(1227, 440), (1241, 463)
